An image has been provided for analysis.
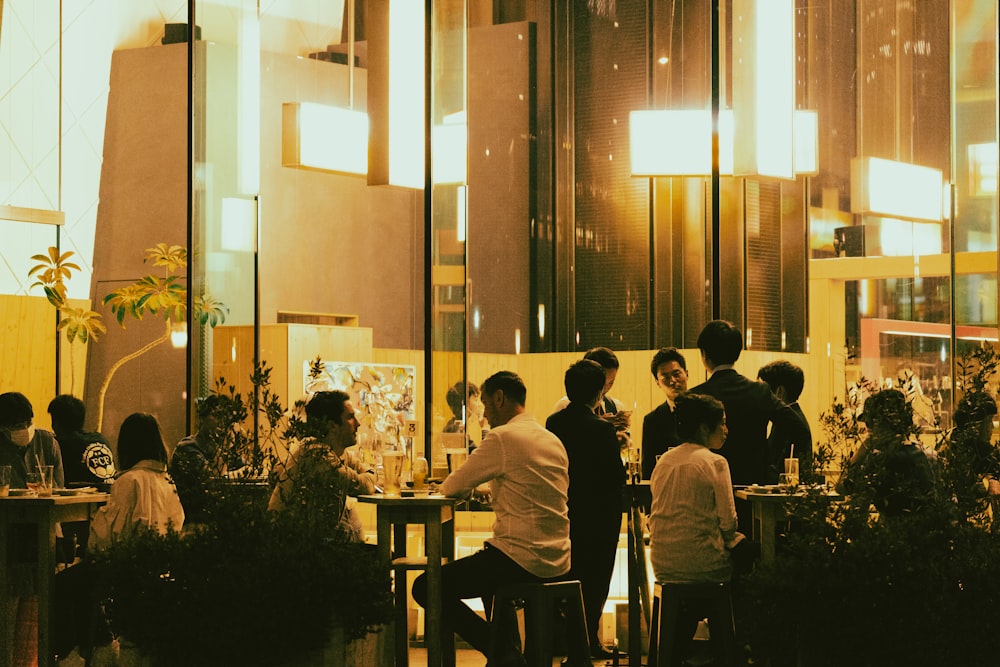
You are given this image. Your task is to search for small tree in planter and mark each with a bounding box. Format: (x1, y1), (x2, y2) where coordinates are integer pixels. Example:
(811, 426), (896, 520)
(95, 492), (394, 667)
(739, 356), (1000, 666)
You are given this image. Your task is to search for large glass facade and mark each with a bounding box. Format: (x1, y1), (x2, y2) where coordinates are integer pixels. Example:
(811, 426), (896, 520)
(0, 0), (996, 450)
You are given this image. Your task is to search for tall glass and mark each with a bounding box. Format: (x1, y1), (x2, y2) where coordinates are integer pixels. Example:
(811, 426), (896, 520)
(382, 450), (406, 496)
(0, 466), (10, 496)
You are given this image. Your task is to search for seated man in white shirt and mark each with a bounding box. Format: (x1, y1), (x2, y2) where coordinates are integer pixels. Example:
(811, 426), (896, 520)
(413, 371), (575, 667)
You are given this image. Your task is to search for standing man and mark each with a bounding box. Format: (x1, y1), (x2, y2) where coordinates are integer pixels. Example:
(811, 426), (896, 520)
(547, 360), (626, 659)
(758, 360), (814, 483)
(641, 347), (689, 479)
(553, 347), (631, 444)
(413, 371), (575, 666)
(689, 321), (811, 535)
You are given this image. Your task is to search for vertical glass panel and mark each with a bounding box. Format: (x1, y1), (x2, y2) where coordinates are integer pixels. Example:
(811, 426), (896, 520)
(193, 1), (260, 406)
(573, 0), (650, 351)
(432, 0), (469, 470)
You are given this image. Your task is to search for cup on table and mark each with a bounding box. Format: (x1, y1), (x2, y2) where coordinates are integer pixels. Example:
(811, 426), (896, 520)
(783, 458), (800, 487)
(412, 456), (429, 490)
(778, 472), (799, 492)
(34, 465), (54, 496)
(0, 465), (10, 496)
(382, 450), (406, 496)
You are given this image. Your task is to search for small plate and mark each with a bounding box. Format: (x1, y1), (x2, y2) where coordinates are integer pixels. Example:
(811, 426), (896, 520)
(55, 487), (98, 496)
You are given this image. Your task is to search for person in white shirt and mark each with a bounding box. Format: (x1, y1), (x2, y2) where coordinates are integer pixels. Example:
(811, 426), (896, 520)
(90, 413), (184, 550)
(649, 393), (747, 663)
(413, 371), (573, 666)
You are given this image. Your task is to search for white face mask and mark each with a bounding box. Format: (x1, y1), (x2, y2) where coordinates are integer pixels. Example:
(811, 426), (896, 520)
(9, 426), (34, 447)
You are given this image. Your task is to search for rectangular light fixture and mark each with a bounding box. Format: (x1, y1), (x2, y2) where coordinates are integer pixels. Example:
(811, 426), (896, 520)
(732, 0), (795, 179)
(630, 109), (815, 178)
(851, 156), (944, 222)
(368, 0), (425, 189)
(432, 111), (467, 184)
(281, 102), (369, 176)
(629, 110), (734, 176)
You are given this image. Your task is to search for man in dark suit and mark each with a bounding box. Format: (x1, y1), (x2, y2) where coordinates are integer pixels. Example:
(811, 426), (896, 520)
(689, 320), (811, 522)
(546, 359), (626, 659)
(758, 360), (814, 484)
(641, 347), (689, 479)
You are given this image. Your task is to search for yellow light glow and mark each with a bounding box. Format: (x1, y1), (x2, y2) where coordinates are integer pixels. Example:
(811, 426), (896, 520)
(282, 103), (368, 176)
(388, 0), (425, 189)
(170, 322), (188, 349)
(968, 142), (998, 196)
(794, 111), (818, 175)
(733, 0), (795, 179)
(851, 157), (944, 222)
(514, 329), (521, 355)
(537, 304), (546, 340)
(432, 111), (467, 184)
(629, 110), (734, 176)
(456, 185), (467, 242)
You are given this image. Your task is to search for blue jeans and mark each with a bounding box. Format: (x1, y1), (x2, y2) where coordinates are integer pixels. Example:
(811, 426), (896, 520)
(412, 543), (554, 659)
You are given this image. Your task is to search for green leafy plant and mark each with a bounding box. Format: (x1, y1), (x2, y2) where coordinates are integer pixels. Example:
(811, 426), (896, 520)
(29, 247), (107, 394)
(739, 355), (1000, 666)
(94, 494), (393, 667)
(29, 244), (229, 427)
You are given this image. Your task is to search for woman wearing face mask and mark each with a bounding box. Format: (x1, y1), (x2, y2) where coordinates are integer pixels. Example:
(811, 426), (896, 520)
(0, 391), (66, 489)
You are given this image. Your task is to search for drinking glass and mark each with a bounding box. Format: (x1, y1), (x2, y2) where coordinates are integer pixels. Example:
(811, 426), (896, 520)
(778, 473), (796, 493)
(382, 450), (406, 496)
(412, 456), (429, 490)
(26, 472), (42, 495)
(0, 465), (10, 496)
(783, 458), (800, 487)
(36, 465), (54, 496)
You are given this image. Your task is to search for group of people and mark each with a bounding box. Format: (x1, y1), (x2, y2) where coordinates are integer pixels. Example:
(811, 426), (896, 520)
(406, 319), (816, 666)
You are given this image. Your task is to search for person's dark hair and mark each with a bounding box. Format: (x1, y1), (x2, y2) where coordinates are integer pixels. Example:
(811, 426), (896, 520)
(674, 392), (726, 441)
(47, 394), (86, 432)
(565, 359), (607, 405)
(481, 371), (527, 406)
(696, 320), (743, 366)
(117, 413), (168, 470)
(583, 347), (620, 370)
(858, 389), (913, 435)
(953, 392), (998, 429)
(650, 347), (687, 378)
(757, 360), (805, 402)
(194, 394), (224, 419)
(0, 392), (34, 428)
(445, 382), (479, 418)
(305, 391), (351, 426)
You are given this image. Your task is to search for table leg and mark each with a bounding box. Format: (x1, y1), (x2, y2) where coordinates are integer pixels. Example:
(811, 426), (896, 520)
(38, 506), (56, 666)
(376, 516), (395, 667)
(758, 504), (777, 564)
(627, 506), (642, 666)
(0, 510), (9, 667)
(440, 513), (455, 667)
(425, 518), (443, 667)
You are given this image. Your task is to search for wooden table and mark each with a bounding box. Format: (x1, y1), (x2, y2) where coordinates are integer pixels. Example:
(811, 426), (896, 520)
(0, 493), (109, 667)
(359, 493), (457, 667)
(623, 481), (652, 666)
(735, 488), (841, 563)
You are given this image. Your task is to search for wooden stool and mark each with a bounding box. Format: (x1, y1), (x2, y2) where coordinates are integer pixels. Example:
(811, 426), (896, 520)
(647, 581), (738, 667)
(489, 580), (591, 667)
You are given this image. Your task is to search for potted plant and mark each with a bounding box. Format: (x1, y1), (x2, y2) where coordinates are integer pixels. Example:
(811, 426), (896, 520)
(95, 493), (394, 667)
(737, 354), (1000, 666)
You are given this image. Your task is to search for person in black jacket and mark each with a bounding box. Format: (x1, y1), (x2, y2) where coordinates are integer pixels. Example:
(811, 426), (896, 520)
(546, 359), (627, 659)
(641, 347), (689, 479)
(757, 360), (814, 483)
(689, 321), (811, 534)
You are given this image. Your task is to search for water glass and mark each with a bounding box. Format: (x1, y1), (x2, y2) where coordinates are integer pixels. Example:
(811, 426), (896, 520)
(783, 458), (800, 487)
(0, 465), (10, 496)
(412, 456), (429, 490)
(36, 465), (54, 496)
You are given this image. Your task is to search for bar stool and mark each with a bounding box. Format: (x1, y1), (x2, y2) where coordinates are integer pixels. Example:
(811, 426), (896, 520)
(647, 581), (738, 667)
(489, 580), (591, 667)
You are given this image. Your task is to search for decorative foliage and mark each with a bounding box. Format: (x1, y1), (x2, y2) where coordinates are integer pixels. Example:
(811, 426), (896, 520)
(740, 350), (1000, 666)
